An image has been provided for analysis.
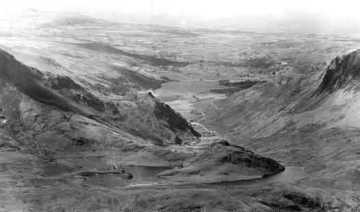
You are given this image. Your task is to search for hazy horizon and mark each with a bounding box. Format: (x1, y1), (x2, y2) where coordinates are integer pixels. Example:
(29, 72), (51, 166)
(1, 0), (360, 34)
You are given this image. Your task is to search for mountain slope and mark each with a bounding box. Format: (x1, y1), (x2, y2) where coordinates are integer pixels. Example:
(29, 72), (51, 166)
(0, 48), (294, 212)
(0, 48), (201, 145)
(316, 49), (360, 94)
(204, 49), (360, 210)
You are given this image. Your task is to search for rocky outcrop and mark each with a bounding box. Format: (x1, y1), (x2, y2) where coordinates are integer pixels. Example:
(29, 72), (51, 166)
(45, 74), (107, 112)
(159, 140), (285, 182)
(151, 93), (201, 139)
(316, 49), (360, 94)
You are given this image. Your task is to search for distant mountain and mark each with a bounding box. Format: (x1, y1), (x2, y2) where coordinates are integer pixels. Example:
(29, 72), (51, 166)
(40, 14), (114, 28)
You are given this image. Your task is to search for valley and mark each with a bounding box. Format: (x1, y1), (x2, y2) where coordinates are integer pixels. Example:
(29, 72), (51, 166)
(0, 12), (360, 211)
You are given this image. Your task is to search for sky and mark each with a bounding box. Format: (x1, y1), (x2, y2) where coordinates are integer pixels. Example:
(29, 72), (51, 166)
(1, 0), (360, 33)
(0, 0), (358, 19)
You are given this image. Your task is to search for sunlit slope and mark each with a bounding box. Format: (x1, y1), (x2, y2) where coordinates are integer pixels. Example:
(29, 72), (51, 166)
(205, 50), (360, 210)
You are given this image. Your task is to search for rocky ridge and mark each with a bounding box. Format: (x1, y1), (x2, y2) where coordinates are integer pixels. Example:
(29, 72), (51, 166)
(0, 48), (290, 211)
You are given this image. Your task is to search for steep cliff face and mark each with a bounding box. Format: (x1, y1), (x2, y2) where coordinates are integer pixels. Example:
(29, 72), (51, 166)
(315, 50), (360, 94)
(151, 93), (201, 142)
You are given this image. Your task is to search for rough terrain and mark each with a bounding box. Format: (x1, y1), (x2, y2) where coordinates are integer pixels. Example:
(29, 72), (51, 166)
(1, 12), (360, 211)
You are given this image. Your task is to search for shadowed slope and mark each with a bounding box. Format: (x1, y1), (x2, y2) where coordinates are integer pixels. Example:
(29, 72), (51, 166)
(76, 42), (190, 67)
(0, 48), (200, 145)
(0, 49), (94, 117)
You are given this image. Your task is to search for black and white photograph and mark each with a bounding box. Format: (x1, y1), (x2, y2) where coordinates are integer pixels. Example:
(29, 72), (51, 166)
(0, 0), (360, 211)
